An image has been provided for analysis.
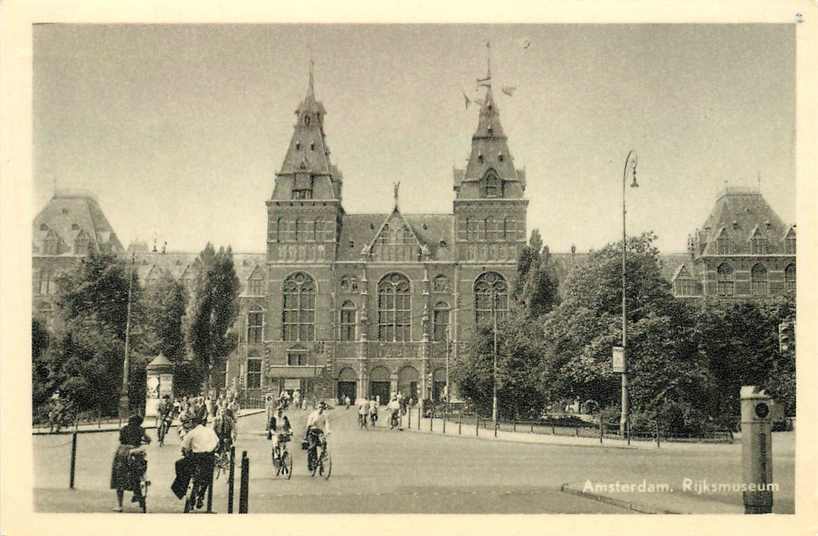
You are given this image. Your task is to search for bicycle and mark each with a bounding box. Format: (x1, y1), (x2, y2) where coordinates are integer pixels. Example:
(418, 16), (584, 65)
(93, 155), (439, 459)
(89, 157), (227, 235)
(128, 450), (150, 513)
(358, 413), (368, 430)
(306, 431), (332, 480)
(183, 452), (215, 513)
(157, 414), (172, 446)
(271, 431), (293, 479)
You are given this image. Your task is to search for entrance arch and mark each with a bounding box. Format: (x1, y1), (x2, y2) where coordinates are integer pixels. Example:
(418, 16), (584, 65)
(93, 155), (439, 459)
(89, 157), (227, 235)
(397, 366), (419, 401)
(337, 367), (357, 404)
(369, 366), (391, 404)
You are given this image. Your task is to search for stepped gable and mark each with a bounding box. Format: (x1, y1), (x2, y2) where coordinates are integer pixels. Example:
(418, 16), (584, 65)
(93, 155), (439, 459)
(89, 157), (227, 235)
(695, 187), (790, 256)
(33, 190), (124, 256)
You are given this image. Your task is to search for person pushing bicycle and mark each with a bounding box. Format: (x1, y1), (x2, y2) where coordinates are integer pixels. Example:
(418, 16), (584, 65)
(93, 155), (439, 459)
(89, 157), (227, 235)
(303, 401), (330, 472)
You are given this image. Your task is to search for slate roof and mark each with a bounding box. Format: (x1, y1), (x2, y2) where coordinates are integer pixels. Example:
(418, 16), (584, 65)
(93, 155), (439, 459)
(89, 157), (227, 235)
(693, 188), (792, 256)
(33, 190), (124, 256)
(130, 250), (265, 295)
(462, 88), (522, 182)
(335, 212), (455, 262)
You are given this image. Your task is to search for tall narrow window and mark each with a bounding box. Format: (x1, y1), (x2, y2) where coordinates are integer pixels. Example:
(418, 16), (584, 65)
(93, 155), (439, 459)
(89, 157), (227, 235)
(283, 272), (315, 341)
(275, 217), (282, 242)
(314, 220), (323, 242)
(294, 219), (305, 242)
(287, 352), (307, 366)
(248, 273), (264, 296)
(785, 229), (796, 254)
(246, 359), (262, 389)
(433, 302), (450, 342)
(465, 218), (472, 241)
(716, 263), (734, 297)
(751, 264), (768, 296)
(474, 272), (509, 327)
(340, 301), (356, 341)
(751, 236), (767, 255)
(378, 273), (411, 342)
(247, 305), (265, 344)
(483, 171), (500, 198)
(716, 230), (729, 255)
(785, 264), (796, 291)
(503, 217), (513, 240)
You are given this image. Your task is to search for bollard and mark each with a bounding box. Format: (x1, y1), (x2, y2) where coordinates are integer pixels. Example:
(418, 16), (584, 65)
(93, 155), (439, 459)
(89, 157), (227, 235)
(494, 421), (498, 438)
(429, 412), (433, 432)
(627, 419), (631, 446)
(408, 407), (411, 429)
(513, 419), (516, 433)
(551, 424), (556, 436)
(655, 417), (660, 449)
(417, 407), (421, 430)
(476, 417), (479, 437)
(443, 408), (447, 434)
(599, 415), (604, 445)
(741, 386), (773, 514)
(69, 431), (77, 489)
(575, 426), (579, 437)
(206, 457), (215, 513)
(238, 451), (249, 514)
(458, 413), (462, 435)
(227, 446), (236, 513)
(530, 422), (534, 434)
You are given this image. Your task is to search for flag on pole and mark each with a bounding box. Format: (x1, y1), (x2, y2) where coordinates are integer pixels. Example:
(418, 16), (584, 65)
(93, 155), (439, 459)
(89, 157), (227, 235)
(462, 90), (472, 110)
(501, 86), (517, 96)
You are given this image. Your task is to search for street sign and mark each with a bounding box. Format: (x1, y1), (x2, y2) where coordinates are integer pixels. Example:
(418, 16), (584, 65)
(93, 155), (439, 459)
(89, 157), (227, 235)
(612, 346), (626, 373)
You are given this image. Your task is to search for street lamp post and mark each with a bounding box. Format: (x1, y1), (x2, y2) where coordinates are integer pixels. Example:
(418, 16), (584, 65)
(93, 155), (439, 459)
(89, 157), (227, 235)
(119, 252), (136, 419)
(445, 323), (451, 416)
(620, 150), (639, 438)
(492, 293), (498, 424)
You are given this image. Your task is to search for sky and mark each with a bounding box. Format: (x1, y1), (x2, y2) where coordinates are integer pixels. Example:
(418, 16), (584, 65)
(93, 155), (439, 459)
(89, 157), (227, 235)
(32, 24), (795, 254)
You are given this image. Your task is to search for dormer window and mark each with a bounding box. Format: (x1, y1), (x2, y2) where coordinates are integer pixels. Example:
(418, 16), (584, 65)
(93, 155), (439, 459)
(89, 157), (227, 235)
(716, 229), (730, 255)
(39, 223), (48, 231)
(295, 141), (301, 150)
(478, 153), (484, 163)
(439, 240), (447, 248)
(785, 228), (796, 254)
(751, 236), (767, 255)
(71, 223), (79, 230)
(292, 189), (312, 200)
(349, 240), (355, 249)
(498, 153), (504, 162)
(304, 115), (311, 126)
(61, 208), (69, 215)
(310, 142), (315, 151)
(482, 171), (500, 198)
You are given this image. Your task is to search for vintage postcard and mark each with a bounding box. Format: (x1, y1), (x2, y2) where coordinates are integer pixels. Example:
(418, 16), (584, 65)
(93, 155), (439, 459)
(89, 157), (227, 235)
(1, 1), (816, 535)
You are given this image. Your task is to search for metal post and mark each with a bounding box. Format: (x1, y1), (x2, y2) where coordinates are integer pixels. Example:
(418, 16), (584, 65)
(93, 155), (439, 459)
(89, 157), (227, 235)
(417, 406), (421, 430)
(512, 419), (516, 433)
(227, 446), (235, 513)
(443, 405), (446, 434)
(458, 413), (462, 435)
(620, 150), (638, 438)
(206, 458), (214, 513)
(408, 405), (411, 429)
(656, 416), (660, 448)
(599, 413), (604, 445)
(69, 431), (77, 489)
(552, 424), (556, 435)
(119, 253), (136, 419)
(492, 295), (498, 425)
(238, 451), (249, 514)
(494, 421), (498, 438)
(429, 411), (433, 432)
(476, 417), (479, 437)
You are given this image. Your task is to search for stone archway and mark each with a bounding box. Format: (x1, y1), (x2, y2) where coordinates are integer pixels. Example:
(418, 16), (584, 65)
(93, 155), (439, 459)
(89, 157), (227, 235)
(397, 365), (419, 402)
(337, 367), (357, 404)
(369, 366), (391, 404)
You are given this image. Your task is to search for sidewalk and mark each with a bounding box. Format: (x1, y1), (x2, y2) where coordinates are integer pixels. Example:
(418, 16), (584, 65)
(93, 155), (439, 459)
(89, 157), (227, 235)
(32, 408), (266, 435)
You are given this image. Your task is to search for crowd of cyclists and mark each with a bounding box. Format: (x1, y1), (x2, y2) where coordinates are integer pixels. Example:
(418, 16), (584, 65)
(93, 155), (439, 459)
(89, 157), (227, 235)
(355, 393), (413, 431)
(109, 389), (337, 512)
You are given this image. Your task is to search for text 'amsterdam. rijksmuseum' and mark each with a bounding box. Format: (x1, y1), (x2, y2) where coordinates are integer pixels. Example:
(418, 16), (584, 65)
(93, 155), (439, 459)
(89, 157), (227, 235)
(32, 69), (796, 405)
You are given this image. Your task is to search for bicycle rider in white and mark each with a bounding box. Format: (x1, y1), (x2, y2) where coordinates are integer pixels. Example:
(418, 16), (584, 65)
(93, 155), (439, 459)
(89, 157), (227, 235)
(270, 407), (292, 461)
(303, 401), (330, 471)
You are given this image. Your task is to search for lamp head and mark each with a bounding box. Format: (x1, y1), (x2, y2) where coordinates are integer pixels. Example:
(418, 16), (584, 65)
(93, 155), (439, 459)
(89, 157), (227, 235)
(630, 160), (639, 188)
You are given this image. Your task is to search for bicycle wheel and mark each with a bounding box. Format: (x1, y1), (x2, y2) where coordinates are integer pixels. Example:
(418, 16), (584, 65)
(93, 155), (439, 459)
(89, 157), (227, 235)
(319, 451), (332, 480)
(283, 450), (293, 480)
(273, 449), (281, 476)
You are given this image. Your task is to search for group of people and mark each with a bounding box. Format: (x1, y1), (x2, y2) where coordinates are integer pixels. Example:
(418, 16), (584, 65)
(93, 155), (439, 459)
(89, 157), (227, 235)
(357, 393), (414, 430)
(46, 392), (76, 433)
(266, 393), (333, 474)
(110, 390), (241, 512)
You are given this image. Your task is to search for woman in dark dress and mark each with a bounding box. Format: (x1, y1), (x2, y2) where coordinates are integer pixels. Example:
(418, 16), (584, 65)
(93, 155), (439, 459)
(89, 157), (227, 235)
(110, 414), (151, 512)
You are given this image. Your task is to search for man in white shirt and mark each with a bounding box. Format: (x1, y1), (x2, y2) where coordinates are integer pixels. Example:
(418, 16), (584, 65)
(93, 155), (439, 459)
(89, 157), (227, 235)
(387, 395), (401, 430)
(304, 402), (330, 472)
(171, 416), (219, 505)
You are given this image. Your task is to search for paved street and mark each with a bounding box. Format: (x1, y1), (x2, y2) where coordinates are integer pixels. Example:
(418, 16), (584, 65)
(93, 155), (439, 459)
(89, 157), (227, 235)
(33, 408), (793, 514)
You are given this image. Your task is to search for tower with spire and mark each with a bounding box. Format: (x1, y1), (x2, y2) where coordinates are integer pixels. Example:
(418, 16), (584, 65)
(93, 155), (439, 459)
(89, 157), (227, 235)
(453, 42), (528, 264)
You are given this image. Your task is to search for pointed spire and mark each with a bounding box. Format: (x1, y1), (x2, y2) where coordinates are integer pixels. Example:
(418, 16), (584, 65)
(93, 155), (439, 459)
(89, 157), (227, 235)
(307, 46), (316, 99)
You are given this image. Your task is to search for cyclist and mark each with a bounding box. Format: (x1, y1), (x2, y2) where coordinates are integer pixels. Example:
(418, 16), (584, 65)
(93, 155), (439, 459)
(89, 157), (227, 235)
(387, 395), (401, 430)
(358, 399), (369, 429)
(269, 407), (292, 463)
(110, 414), (151, 512)
(172, 414), (219, 510)
(157, 395), (174, 443)
(368, 398), (378, 428)
(303, 401), (330, 472)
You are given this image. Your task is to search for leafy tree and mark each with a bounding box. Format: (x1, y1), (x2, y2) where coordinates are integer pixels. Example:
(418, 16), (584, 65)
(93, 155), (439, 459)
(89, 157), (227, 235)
(143, 270), (188, 361)
(32, 318), (52, 414)
(453, 310), (547, 419)
(513, 230), (560, 318)
(187, 243), (240, 394)
(39, 251), (147, 416)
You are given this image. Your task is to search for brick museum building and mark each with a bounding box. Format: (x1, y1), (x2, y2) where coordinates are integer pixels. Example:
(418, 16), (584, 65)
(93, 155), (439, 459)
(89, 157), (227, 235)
(32, 71), (795, 406)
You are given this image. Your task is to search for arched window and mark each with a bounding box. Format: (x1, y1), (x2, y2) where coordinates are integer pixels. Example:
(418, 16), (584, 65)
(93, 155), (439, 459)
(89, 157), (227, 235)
(339, 301), (356, 341)
(433, 302), (450, 342)
(502, 217), (513, 240)
(248, 271), (264, 296)
(247, 305), (265, 344)
(474, 272), (509, 326)
(275, 217), (282, 242)
(283, 272), (315, 341)
(314, 220), (323, 241)
(751, 235), (767, 255)
(716, 263), (734, 296)
(378, 273), (411, 342)
(785, 264), (796, 291)
(750, 264), (768, 296)
(483, 171), (500, 198)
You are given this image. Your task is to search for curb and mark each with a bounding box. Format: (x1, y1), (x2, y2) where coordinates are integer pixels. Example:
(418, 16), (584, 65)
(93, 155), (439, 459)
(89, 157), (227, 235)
(559, 482), (680, 514)
(32, 408), (267, 436)
(402, 423), (637, 451)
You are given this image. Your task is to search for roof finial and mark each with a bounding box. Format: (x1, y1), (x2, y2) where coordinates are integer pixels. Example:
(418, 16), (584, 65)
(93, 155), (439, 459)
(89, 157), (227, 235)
(393, 181), (400, 209)
(307, 45), (315, 99)
(486, 40), (492, 81)
(757, 171), (761, 193)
